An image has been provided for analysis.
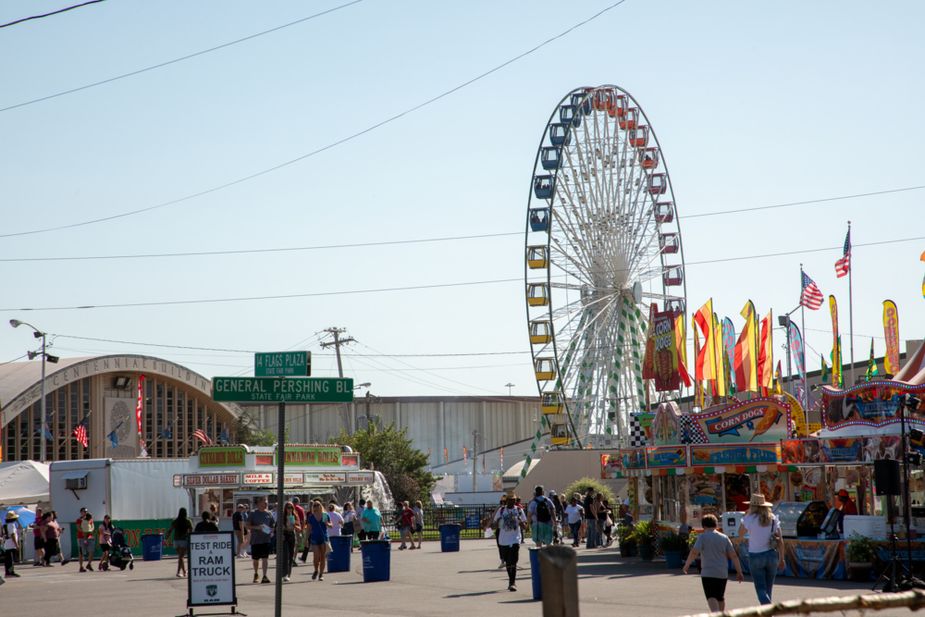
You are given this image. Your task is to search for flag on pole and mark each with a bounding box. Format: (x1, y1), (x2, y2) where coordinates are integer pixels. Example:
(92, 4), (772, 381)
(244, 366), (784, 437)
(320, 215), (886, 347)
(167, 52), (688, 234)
(463, 446), (468, 463)
(865, 339), (880, 381)
(835, 229), (851, 278)
(756, 310), (774, 392)
(443, 447), (449, 464)
(722, 317), (736, 394)
(693, 320), (704, 407)
(107, 429), (119, 448)
(774, 360), (783, 395)
(72, 417), (89, 448)
(712, 313), (727, 397)
(193, 428), (212, 445)
(135, 375), (145, 438)
(734, 300), (758, 392)
(800, 272), (824, 310)
(820, 354), (830, 384)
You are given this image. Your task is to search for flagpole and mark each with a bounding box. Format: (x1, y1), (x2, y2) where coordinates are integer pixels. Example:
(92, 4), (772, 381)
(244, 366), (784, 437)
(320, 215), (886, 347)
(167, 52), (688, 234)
(800, 264), (809, 410)
(847, 220), (855, 386)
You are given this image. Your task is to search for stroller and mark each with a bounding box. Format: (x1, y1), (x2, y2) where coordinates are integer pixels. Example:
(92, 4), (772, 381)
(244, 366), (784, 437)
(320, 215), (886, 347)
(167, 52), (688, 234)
(108, 528), (134, 571)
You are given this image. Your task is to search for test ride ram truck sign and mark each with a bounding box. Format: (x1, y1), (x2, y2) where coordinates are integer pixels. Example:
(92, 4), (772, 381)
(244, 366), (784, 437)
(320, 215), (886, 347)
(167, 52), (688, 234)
(188, 532), (236, 609)
(211, 376), (354, 403)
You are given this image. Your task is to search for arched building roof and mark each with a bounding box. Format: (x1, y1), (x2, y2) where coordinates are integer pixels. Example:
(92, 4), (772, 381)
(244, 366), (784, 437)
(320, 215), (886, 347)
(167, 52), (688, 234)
(0, 354), (241, 462)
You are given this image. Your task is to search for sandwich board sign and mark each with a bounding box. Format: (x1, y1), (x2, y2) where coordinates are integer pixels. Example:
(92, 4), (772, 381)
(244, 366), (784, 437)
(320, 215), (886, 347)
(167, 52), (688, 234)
(187, 531), (237, 615)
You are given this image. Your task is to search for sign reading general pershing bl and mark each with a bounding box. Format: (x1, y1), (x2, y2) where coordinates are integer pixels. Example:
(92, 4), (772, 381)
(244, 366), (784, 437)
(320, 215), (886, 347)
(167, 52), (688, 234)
(188, 532), (236, 608)
(211, 376), (354, 403)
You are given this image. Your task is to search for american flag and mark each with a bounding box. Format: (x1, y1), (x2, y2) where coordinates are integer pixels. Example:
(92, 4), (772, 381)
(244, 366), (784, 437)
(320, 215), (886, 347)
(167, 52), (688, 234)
(192, 428), (212, 445)
(73, 419), (89, 449)
(835, 229), (851, 278)
(800, 271), (824, 310)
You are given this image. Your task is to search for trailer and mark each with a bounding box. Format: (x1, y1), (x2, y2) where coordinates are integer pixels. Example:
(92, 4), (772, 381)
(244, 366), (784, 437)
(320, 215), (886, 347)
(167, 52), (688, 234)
(50, 458), (190, 557)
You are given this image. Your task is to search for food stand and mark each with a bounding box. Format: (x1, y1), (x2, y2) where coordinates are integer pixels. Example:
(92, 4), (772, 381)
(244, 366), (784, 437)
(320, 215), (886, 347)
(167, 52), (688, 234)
(601, 377), (925, 579)
(179, 444), (379, 517)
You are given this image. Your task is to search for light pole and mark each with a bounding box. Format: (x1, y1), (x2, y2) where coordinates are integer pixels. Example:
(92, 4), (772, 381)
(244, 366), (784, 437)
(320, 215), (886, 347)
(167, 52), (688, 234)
(504, 382), (515, 396)
(10, 319), (59, 462)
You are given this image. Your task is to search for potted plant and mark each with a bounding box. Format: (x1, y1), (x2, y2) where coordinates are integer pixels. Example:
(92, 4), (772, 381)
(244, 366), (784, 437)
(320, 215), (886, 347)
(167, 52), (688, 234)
(617, 524), (637, 557)
(659, 531), (685, 568)
(846, 533), (875, 582)
(632, 519), (656, 561)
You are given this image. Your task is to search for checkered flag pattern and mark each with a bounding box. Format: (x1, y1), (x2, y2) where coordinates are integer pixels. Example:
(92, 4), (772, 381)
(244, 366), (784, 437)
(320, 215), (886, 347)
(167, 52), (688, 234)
(629, 414), (647, 447)
(681, 415), (709, 444)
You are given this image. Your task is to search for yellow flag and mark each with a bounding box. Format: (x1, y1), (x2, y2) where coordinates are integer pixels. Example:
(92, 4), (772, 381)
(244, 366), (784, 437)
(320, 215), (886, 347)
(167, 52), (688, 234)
(712, 313), (727, 397)
(882, 300), (900, 374)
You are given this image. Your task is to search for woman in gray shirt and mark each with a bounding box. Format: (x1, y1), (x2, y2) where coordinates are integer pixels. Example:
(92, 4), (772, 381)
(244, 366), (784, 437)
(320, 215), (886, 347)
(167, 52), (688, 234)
(682, 514), (744, 613)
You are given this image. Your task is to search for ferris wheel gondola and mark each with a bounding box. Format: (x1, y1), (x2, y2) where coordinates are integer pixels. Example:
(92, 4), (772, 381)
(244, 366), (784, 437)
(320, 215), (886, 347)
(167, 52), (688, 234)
(524, 85), (687, 449)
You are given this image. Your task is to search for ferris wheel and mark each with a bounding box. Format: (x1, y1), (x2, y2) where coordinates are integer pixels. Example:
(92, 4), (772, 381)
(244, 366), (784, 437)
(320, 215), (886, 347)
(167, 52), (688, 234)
(524, 85), (687, 449)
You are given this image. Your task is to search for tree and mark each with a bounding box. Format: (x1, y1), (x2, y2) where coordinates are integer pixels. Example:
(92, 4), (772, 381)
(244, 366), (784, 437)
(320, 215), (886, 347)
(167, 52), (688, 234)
(334, 424), (435, 505)
(562, 477), (615, 504)
(233, 412), (281, 447)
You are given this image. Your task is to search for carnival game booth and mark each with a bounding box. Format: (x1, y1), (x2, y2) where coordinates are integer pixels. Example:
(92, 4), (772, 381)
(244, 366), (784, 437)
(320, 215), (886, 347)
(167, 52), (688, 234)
(602, 394), (909, 580)
(182, 444), (379, 519)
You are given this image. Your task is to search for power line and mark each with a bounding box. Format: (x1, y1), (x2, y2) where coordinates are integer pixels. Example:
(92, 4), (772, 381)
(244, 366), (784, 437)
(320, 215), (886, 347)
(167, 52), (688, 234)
(3, 277), (520, 311)
(1, 1), (363, 110)
(681, 185), (925, 219)
(48, 333), (531, 357)
(0, 1), (627, 240)
(0, 0), (105, 29)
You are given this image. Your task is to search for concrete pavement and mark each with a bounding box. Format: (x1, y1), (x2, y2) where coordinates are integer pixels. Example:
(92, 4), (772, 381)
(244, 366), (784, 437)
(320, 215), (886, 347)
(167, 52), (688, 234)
(0, 540), (912, 616)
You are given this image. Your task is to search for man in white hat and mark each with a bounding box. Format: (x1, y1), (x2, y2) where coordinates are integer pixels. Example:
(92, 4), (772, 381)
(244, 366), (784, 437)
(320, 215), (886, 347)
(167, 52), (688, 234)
(3, 511), (22, 578)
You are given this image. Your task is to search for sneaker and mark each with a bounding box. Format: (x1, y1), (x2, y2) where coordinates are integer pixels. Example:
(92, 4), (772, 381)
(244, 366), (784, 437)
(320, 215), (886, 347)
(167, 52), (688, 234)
(508, 584), (516, 592)
(87, 564), (94, 571)
(261, 576), (271, 584)
(8, 572), (21, 578)
(318, 575), (323, 581)
(253, 574), (260, 583)
(61, 559), (70, 566)
(176, 573), (183, 578)
(80, 567), (86, 573)
(282, 576), (290, 582)
(312, 570), (318, 580)
(498, 562), (505, 569)
(398, 545), (406, 550)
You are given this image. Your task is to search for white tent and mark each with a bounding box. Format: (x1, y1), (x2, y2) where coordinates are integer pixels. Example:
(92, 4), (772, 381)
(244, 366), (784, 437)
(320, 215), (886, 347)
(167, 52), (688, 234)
(0, 461), (50, 505)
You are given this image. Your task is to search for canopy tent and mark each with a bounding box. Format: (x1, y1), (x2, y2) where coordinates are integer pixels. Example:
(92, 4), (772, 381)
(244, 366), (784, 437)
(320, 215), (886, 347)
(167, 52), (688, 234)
(0, 461), (50, 506)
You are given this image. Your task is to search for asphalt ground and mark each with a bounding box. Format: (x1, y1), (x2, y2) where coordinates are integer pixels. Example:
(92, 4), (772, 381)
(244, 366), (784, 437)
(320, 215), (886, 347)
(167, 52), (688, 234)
(0, 540), (913, 617)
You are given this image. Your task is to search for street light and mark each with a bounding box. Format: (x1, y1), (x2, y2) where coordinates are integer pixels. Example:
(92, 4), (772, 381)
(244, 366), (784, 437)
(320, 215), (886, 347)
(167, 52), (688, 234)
(10, 319), (59, 462)
(505, 382), (515, 396)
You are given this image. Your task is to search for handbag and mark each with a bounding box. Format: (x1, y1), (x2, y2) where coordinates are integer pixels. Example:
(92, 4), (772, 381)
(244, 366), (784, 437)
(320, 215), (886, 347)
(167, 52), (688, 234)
(325, 540), (333, 552)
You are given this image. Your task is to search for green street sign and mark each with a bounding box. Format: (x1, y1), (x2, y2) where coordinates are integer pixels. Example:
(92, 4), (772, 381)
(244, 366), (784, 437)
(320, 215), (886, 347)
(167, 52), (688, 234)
(211, 376), (354, 403)
(255, 351), (311, 377)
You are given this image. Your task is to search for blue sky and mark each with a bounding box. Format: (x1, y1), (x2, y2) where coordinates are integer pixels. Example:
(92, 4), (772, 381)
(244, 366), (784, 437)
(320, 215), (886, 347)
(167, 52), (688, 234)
(1, 0), (923, 397)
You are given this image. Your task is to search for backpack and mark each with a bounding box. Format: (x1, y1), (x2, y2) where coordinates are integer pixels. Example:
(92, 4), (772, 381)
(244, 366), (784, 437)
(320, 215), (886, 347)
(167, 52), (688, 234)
(534, 497), (552, 523)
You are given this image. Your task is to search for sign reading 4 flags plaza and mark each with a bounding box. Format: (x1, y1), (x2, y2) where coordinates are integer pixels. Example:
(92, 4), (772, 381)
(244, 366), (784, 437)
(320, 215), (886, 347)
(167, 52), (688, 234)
(187, 532), (237, 612)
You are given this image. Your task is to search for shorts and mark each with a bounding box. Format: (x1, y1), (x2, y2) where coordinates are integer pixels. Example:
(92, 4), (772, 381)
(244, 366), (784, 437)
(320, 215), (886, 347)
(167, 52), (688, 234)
(174, 539), (188, 550)
(251, 543), (271, 560)
(499, 543), (520, 566)
(99, 543), (112, 552)
(34, 536), (46, 550)
(533, 522), (553, 545)
(79, 538), (95, 555)
(701, 576), (728, 601)
(414, 524), (423, 533)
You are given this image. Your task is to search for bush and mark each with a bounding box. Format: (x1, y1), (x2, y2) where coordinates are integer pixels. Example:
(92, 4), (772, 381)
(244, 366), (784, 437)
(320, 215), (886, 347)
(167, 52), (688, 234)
(630, 519), (656, 547)
(561, 477), (616, 504)
(659, 531), (685, 552)
(846, 533), (875, 563)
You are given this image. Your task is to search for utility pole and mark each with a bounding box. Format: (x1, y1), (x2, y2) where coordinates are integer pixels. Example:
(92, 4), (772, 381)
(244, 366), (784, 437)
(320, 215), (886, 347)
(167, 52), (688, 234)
(471, 430), (479, 492)
(319, 327), (355, 378)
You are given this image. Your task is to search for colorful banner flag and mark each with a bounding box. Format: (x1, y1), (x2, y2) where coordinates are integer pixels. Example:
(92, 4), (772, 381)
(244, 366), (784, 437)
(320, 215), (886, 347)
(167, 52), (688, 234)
(72, 417), (89, 449)
(774, 360), (783, 395)
(712, 313), (727, 397)
(756, 310), (774, 392)
(865, 339), (880, 381)
(722, 317), (736, 393)
(693, 323), (704, 408)
(829, 295), (842, 388)
(643, 304), (681, 392)
(734, 301), (758, 392)
(694, 299), (717, 386)
(883, 300), (900, 375)
(675, 314), (692, 387)
(820, 354), (829, 384)
(788, 321), (805, 380)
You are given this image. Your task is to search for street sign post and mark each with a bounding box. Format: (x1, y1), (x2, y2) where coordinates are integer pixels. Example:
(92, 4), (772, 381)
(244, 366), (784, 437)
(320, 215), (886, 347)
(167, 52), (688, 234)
(211, 376), (353, 403)
(254, 351), (311, 377)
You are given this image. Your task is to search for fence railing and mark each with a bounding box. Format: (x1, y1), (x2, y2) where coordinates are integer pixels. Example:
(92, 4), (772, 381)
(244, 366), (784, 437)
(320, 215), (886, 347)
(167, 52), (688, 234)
(379, 504), (499, 539)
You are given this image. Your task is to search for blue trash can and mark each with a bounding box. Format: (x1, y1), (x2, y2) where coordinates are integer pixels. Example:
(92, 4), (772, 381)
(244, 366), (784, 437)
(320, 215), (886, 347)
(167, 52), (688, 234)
(529, 547), (542, 600)
(439, 523), (461, 552)
(361, 540), (391, 582)
(328, 535), (352, 572)
(141, 533), (163, 561)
